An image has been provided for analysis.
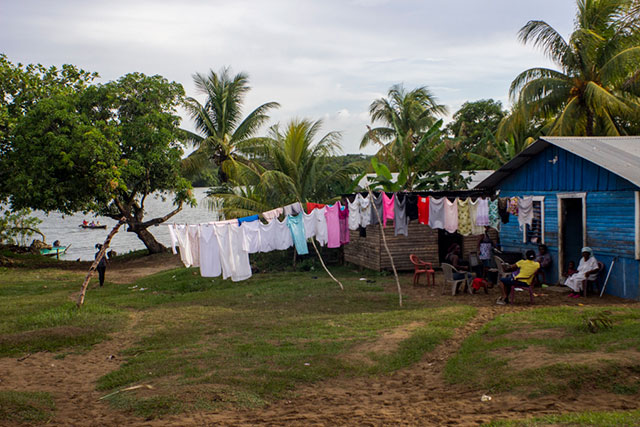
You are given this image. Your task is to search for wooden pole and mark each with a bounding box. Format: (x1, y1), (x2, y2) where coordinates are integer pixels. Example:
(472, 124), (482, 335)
(76, 218), (126, 308)
(309, 236), (344, 291)
(367, 186), (403, 307)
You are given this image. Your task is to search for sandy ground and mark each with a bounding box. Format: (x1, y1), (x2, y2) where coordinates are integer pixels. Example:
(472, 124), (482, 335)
(1, 259), (639, 426)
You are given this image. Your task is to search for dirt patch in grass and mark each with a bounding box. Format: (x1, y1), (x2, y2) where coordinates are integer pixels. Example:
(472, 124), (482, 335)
(502, 327), (568, 341)
(493, 345), (640, 371)
(345, 321), (426, 365)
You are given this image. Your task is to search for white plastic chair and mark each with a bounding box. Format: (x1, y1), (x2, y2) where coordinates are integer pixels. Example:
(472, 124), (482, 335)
(493, 255), (512, 281)
(441, 263), (472, 296)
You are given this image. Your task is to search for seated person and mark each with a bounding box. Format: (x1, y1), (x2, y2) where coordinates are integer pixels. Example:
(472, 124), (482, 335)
(496, 250), (540, 305)
(445, 243), (473, 282)
(564, 247), (600, 298)
(565, 260), (577, 277)
(534, 244), (552, 286)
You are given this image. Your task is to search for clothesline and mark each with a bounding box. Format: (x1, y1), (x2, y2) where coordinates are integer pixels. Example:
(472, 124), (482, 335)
(167, 193), (534, 282)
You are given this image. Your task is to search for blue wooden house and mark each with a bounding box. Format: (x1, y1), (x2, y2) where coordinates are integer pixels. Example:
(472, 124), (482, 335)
(477, 137), (640, 300)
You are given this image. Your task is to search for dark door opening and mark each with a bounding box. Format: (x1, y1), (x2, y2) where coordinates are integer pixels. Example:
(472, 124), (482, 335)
(562, 198), (583, 271)
(438, 229), (463, 264)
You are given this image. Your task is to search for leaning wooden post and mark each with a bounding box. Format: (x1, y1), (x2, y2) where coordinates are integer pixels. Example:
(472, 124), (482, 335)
(367, 186), (402, 307)
(309, 237), (344, 291)
(76, 218), (126, 308)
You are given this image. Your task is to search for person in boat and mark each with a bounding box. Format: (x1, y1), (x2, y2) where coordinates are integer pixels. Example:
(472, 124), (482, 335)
(90, 221), (96, 227)
(95, 243), (108, 287)
(53, 240), (61, 247)
(82, 220), (88, 226)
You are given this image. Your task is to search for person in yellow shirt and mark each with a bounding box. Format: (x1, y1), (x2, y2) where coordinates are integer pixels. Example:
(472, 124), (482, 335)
(496, 250), (540, 305)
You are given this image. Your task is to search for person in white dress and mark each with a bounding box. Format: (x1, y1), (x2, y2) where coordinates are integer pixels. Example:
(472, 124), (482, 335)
(564, 247), (600, 297)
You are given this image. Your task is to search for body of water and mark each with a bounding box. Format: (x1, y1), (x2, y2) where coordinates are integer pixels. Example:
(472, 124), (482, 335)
(34, 188), (220, 261)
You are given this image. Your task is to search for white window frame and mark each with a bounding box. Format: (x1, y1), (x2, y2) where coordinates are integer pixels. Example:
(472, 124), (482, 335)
(635, 191), (639, 260)
(522, 196), (545, 244)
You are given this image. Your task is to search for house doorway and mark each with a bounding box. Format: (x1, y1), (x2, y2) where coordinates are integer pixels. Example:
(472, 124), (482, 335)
(438, 229), (463, 264)
(558, 194), (586, 280)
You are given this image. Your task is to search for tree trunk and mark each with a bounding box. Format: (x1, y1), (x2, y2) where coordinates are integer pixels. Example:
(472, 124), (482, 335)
(130, 226), (166, 254)
(586, 109), (595, 136)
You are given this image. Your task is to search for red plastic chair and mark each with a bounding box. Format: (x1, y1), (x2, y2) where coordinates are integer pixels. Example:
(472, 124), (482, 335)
(410, 254), (435, 286)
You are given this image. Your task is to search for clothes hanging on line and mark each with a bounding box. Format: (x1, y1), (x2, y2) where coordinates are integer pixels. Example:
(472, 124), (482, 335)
(444, 198), (459, 234)
(238, 214), (259, 225)
(369, 192), (384, 226)
(468, 198), (484, 235)
(489, 198), (501, 230)
(518, 196), (534, 230)
(338, 204), (350, 245)
(306, 202), (325, 213)
(325, 202), (341, 248)
(417, 196), (429, 225)
(347, 194), (361, 230)
(394, 193), (409, 236)
(457, 198), (472, 236)
(262, 207), (283, 222)
(240, 220), (262, 254)
(283, 202), (303, 216)
(382, 192), (395, 227)
(213, 222), (252, 282)
(287, 213), (309, 255)
(406, 194), (419, 222)
(428, 196), (445, 229)
(188, 225), (201, 268)
(359, 194), (372, 228)
(475, 198), (490, 226)
(199, 223), (221, 277)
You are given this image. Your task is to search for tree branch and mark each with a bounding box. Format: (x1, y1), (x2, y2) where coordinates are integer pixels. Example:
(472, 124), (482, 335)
(139, 202), (183, 228)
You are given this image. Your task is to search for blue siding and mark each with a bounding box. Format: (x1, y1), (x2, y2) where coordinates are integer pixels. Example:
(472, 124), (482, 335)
(494, 144), (640, 300)
(499, 145), (638, 192)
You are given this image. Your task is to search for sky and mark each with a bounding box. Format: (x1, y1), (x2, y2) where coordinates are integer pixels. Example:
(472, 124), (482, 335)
(0, 0), (577, 154)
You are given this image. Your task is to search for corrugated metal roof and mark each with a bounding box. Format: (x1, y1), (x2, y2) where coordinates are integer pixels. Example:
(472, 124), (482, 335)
(476, 136), (640, 189)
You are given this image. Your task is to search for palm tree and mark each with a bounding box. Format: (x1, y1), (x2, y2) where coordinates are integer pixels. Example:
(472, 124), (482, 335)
(209, 118), (360, 218)
(360, 84), (448, 150)
(509, 0), (640, 136)
(183, 67), (279, 182)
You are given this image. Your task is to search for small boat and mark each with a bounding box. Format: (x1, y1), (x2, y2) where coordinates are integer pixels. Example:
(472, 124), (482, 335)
(79, 224), (107, 229)
(40, 245), (71, 257)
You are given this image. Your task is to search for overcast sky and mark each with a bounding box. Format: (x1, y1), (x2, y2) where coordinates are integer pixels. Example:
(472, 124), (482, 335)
(1, 0), (577, 154)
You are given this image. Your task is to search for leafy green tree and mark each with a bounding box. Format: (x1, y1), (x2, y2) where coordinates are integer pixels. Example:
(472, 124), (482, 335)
(446, 99), (505, 152)
(0, 55), (98, 201)
(211, 119), (360, 218)
(0, 208), (44, 246)
(5, 70), (193, 253)
(510, 0), (640, 136)
(360, 84), (447, 150)
(183, 67), (279, 183)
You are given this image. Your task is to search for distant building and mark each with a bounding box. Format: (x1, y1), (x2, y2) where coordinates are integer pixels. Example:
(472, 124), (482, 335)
(477, 137), (640, 300)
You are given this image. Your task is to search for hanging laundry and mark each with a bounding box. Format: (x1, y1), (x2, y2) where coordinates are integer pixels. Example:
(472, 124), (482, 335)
(489, 199), (501, 230)
(518, 196), (534, 230)
(369, 192), (384, 226)
(338, 204), (350, 245)
(498, 197), (510, 224)
(168, 224), (178, 255)
(213, 222), (252, 282)
(188, 225), (201, 267)
(382, 192), (395, 227)
(283, 202), (303, 216)
(287, 213), (309, 255)
(240, 220), (261, 254)
(507, 197), (519, 215)
(325, 202), (341, 248)
(262, 207), (283, 222)
(306, 202), (326, 213)
(314, 206), (329, 246)
(172, 224), (193, 267)
(417, 196), (430, 225)
(406, 194), (419, 222)
(302, 209), (317, 240)
(198, 224), (221, 278)
(347, 194), (361, 230)
(258, 218), (292, 252)
(237, 214), (259, 225)
(475, 198), (490, 226)
(444, 198), (459, 234)
(394, 193), (409, 236)
(469, 198), (484, 235)
(428, 196), (445, 229)
(359, 194), (371, 228)
(457, 198), (472, 236)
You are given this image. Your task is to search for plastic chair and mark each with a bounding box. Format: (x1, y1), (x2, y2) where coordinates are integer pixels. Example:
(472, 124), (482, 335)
(441, 263), (472, 296)
(509, 282), (535, 304)
(409, 254), (435, 286)
(493, 255), (512, 281)
(582, 261), (605, 297)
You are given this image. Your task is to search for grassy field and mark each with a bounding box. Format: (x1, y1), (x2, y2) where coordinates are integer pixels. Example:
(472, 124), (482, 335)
(1, 252), (640, 423)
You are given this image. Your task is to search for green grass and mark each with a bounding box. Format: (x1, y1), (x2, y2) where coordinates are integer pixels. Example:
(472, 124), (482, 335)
(484, 409), (640, 426)
(0, 391), (56, 423)
(445, 306), (640, 396)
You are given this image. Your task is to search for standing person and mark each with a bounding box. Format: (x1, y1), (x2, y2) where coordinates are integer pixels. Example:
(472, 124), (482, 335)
(95, 244), (108, 287)
(564, 247), (600, 298)
(477, 226), (495, 279)
(535, 244), (552, 286)
(496, 250), (540, 305)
